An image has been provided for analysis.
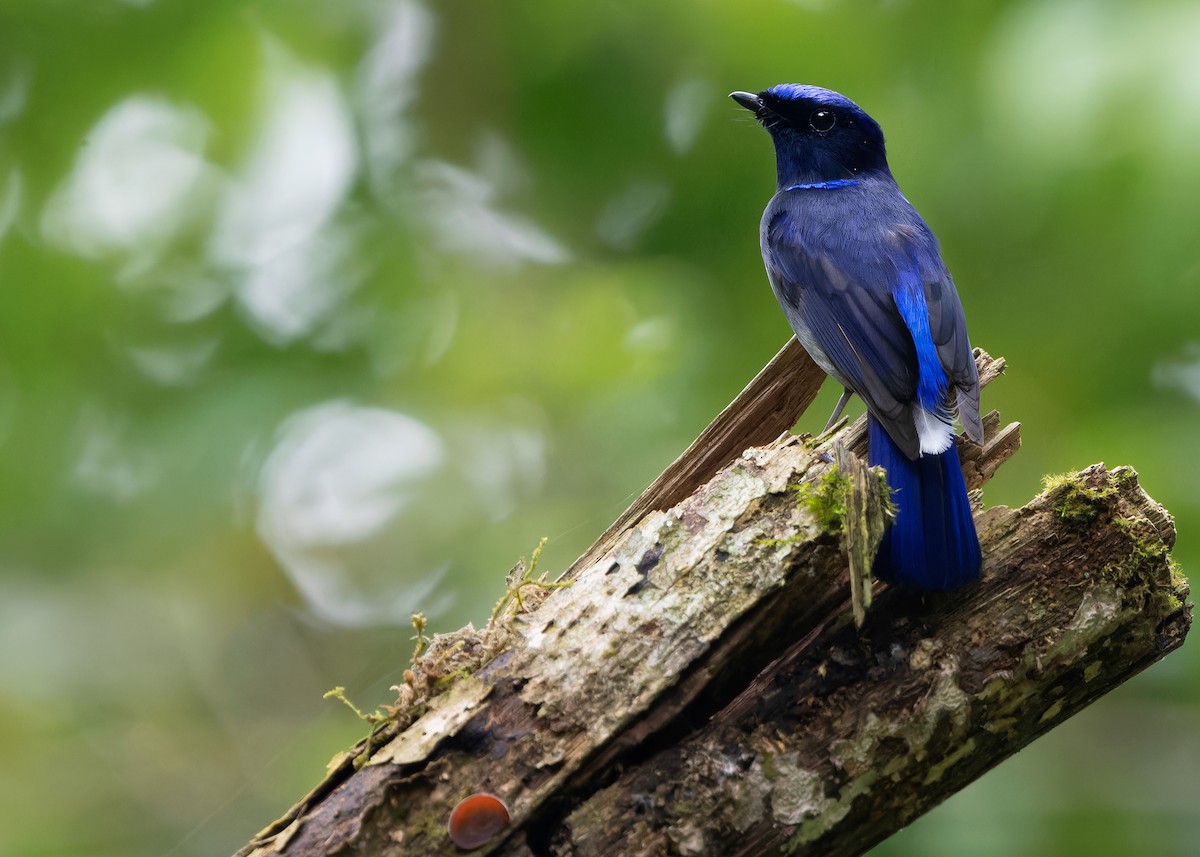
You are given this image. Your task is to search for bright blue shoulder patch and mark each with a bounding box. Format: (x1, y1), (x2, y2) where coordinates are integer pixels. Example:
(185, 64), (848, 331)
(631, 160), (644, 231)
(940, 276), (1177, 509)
(892, 271), (948, 412)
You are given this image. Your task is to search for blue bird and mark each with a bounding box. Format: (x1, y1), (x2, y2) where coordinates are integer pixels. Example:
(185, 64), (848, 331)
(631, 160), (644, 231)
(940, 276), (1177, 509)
(731, 84), (983, 590)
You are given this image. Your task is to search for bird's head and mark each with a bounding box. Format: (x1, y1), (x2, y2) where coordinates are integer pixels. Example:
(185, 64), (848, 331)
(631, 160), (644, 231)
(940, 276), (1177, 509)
(730, 84), (889, 188)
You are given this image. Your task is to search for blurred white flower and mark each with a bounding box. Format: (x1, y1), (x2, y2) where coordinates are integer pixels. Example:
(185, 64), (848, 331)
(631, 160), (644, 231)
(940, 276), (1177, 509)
(417, 160), (570, 268)
(41, 96), (217, 262)
(256, 400), (546, 626)
(124, 339), (220, 386)
(986, 1), (1200, 167)
(355, 0), (436, 197)
(449, 418), (546, 522)
(257, 402), (446, 625)
(1153, 343), (1200, 404)
(596, 180), (670, 249)
(0, 60), (29, 124)
(664, 77), (710, 155)
(209, 40), (360, 343)
(72, 403), (159, 501)
(0, 170), (19, 246)
(260, 402), (442, 545)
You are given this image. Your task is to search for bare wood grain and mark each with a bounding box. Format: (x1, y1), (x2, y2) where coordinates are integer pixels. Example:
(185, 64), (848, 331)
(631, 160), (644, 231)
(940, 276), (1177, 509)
(558, 337), (825, 582)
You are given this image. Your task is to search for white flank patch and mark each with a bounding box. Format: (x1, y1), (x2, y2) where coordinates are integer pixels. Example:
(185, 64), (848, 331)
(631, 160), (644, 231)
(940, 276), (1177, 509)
(914, 407), (954, 455)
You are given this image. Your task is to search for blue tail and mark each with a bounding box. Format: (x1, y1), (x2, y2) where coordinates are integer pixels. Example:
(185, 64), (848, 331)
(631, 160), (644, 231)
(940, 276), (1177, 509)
(868, 415), (981, 590)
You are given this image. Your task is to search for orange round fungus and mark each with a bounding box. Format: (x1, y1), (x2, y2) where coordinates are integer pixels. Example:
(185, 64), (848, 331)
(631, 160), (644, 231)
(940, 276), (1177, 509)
(447, 792), (510, 850)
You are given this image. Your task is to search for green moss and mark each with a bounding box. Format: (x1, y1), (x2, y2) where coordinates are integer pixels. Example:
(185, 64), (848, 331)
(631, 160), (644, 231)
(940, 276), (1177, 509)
(1169, 559), (1189, 593)
(1041, 471), (1117, 523)
(322, 687), (400, 768)
(875, 468), (897, 518)
(406, 807), (450, 847)
(1107, 515), (1173, 588)
(780, 771), (878, 852)
(794, 466), (851, 534)
(755, 534), (807, 548)
(1125, 527), (1168, 566)
(761, 462), (890, 552)
(1112, 467), (1138, 486)
(432, 668), (474, 689)
(409, 612), (431, 662)
(670, 799), (703, 819)
(759, 750), (783, 782)
(489, 536), (572, 626)
(1161, 558), (1189, 612)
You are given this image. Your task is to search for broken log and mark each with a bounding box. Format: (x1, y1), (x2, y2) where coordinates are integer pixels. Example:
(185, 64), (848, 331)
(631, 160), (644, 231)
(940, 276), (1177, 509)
(237, 345), (1189, 857)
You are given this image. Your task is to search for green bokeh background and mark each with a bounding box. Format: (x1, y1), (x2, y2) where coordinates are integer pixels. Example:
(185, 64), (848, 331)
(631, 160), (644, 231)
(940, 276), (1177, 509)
(1, 1), (1197, 855)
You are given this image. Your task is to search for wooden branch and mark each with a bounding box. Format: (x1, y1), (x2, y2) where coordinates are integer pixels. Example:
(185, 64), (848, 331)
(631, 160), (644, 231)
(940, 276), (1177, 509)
(237, 350), (1189, 857)
(555, 463), (1187, 856)
(558, 340), (1007, 585)
(558, 338), (824, 583)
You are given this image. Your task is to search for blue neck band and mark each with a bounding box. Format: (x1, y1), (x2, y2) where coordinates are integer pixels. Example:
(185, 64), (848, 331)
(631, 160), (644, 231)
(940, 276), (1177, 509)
(784, 179), (860, 191)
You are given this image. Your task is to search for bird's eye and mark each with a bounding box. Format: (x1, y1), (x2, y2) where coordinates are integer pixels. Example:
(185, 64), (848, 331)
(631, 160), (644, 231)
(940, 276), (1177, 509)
(809, 110), (837, 133)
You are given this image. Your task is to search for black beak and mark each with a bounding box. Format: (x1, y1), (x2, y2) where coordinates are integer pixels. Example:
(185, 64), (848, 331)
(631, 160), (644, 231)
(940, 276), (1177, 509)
(729, 91), (763, 114)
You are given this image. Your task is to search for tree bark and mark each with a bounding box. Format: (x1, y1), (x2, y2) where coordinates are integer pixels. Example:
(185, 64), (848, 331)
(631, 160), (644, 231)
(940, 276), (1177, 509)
(237, 346), (1189, 857)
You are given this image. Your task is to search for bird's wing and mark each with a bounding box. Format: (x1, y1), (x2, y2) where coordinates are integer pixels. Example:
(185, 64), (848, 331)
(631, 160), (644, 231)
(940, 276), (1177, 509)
(763, 201), (981, 457)
(920, 256), (983, 443)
